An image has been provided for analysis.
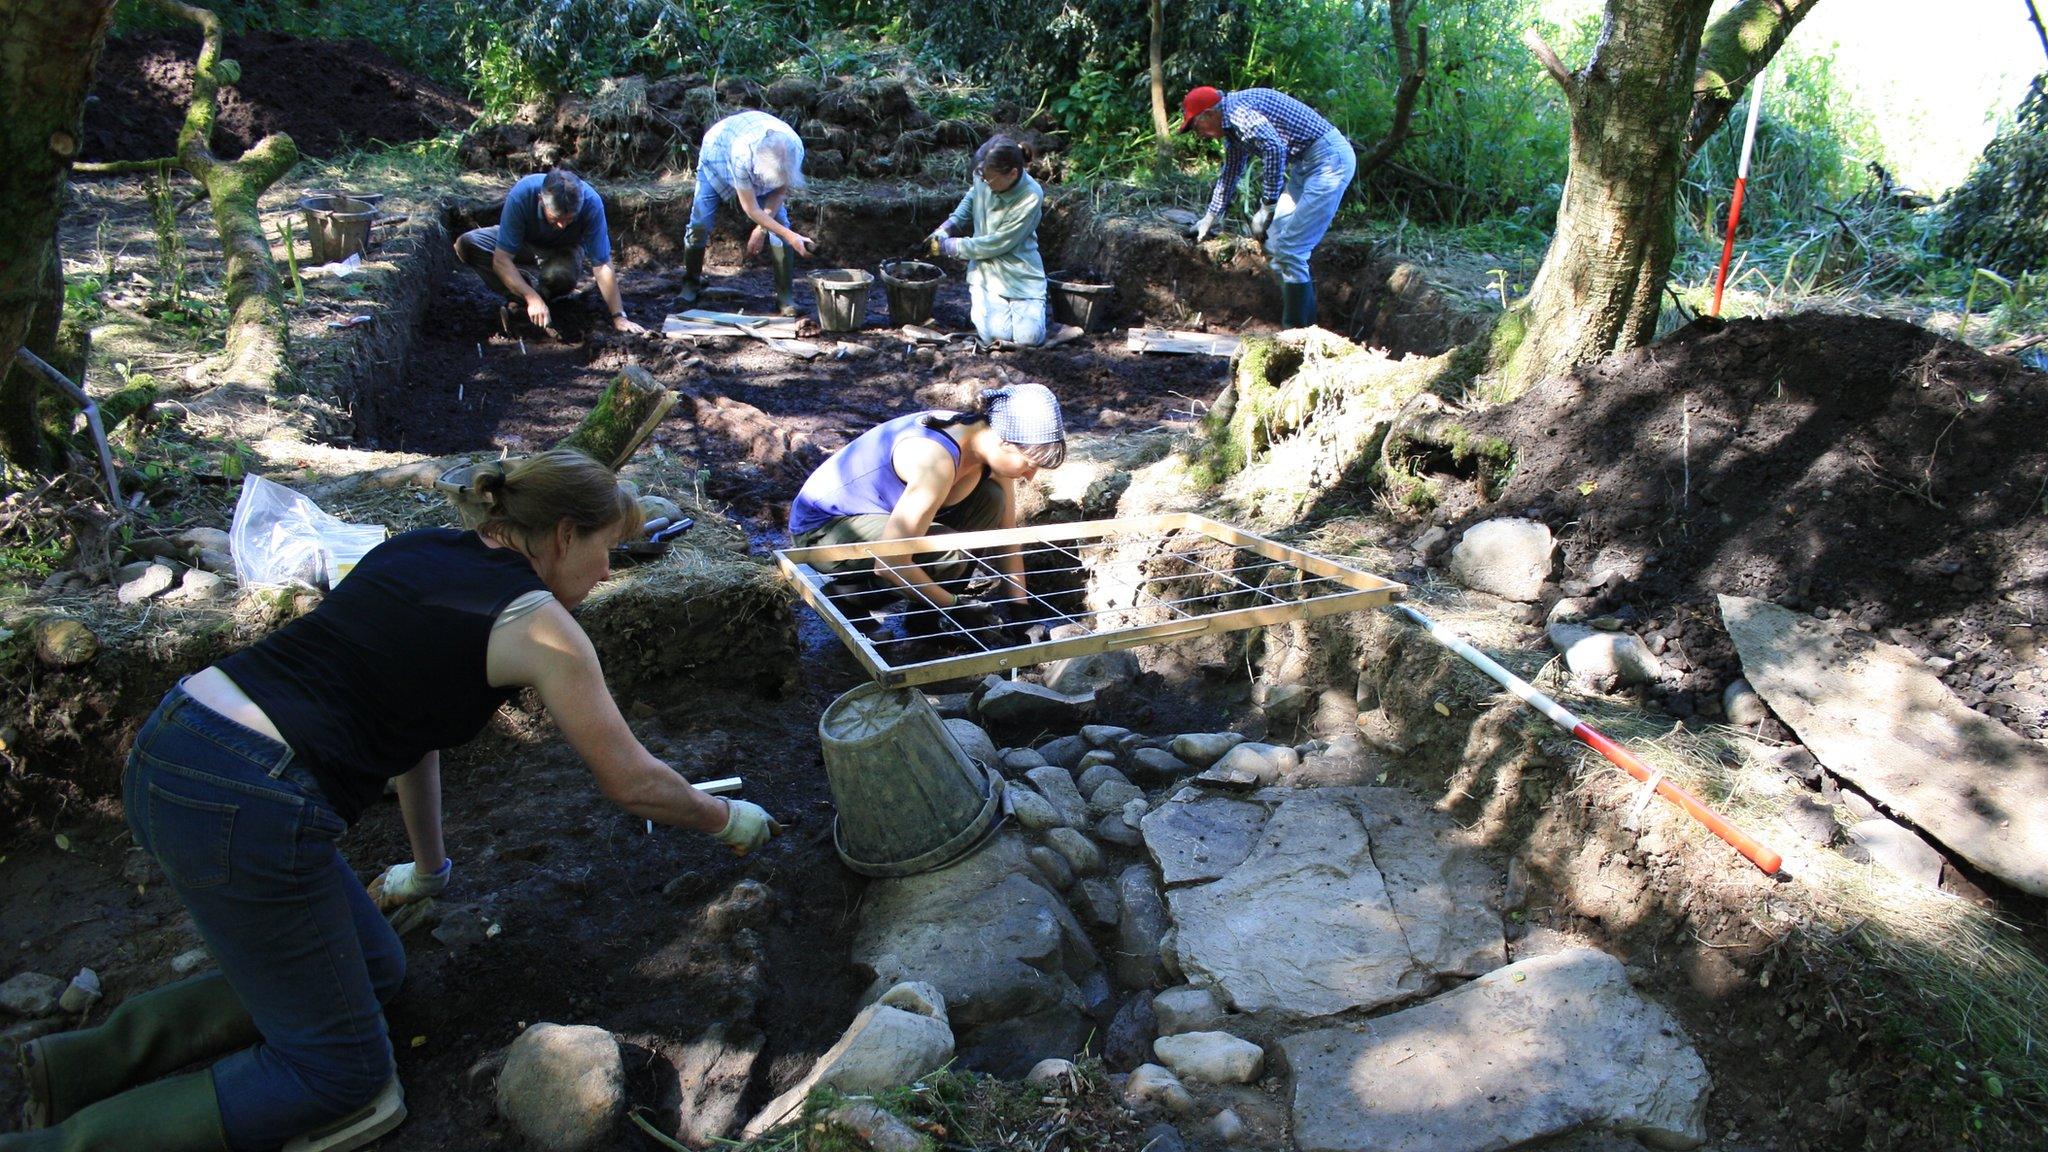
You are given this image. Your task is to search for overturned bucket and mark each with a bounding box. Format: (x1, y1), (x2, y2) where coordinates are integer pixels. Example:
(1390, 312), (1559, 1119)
(810, 268), (875, 333)
(297, 193), (380, 264)
(820, 681), (1003, 877)
(878, 260), (944, 327)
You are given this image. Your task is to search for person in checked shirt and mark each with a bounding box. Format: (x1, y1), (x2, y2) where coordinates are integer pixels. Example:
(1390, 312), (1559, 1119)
(1180, 86), (1357, 330)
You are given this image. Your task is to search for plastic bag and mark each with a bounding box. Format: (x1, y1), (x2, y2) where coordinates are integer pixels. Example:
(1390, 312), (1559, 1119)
(229, 474), (388, 589)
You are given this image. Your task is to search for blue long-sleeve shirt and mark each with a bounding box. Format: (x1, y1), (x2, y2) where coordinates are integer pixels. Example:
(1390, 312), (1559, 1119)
(1203, 88), (1338, 218)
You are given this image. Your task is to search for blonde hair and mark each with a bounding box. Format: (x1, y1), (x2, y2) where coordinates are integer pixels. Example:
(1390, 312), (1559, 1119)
(471, 449), (642, 553)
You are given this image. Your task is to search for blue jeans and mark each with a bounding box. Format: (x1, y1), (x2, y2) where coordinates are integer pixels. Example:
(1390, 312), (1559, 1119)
(124, 687), (403, 1151)
(969, 289), (1047, 345)
(689, 172), (791, 248)
(1264, 130), (1356, 283)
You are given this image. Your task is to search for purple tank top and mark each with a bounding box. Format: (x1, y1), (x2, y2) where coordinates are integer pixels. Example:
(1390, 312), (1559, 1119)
(789, 412), (962, 536)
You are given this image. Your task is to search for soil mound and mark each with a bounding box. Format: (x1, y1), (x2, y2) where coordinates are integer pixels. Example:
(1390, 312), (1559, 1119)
(1461, 312), (2048, 737)
(82, 30), (476, 163)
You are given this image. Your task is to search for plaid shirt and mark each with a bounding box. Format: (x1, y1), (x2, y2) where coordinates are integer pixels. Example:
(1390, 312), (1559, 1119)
(1203, 89), (1338, 218)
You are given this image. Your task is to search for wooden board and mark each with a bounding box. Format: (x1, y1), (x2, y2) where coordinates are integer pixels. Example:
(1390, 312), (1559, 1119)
(1721, 594), (2048, 896)
(777, 513), (1404, 687)
(1128, 327), (1242, 357)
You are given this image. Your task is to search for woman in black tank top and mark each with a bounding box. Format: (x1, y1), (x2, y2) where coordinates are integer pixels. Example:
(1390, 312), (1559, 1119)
(12, 451), (780, 1152)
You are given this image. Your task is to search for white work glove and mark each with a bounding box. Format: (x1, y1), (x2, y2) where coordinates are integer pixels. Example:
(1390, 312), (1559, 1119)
(1190, 212), (1218, 243)
(713, 799), (783, 855)
(938, 236), (966, 259)
(1250, 203), (1275, 241)
(369, 858), (450, 911)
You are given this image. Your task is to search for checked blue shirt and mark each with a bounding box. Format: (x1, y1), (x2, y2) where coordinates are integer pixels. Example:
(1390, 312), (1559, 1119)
(1202, 88), (1339, 218)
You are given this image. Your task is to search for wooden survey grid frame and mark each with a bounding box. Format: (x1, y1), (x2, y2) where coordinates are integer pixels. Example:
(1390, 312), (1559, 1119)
(776, 512), (1405, 688)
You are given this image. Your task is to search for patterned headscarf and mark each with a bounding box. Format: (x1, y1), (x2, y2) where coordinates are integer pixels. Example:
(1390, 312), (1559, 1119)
(986, 383), (1065, 446)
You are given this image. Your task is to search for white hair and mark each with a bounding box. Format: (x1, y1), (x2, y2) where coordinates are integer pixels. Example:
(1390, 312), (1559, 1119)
(753, 134), (806, 191)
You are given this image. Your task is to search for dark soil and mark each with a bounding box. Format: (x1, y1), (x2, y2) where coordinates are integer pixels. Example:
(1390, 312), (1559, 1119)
(1454, 313), (2048, 740)
(371, 254), (1229, 528)
(82, 31), (475, 163)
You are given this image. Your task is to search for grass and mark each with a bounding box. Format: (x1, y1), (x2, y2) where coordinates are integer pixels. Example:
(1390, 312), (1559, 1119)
(1564, 699), (2048, 1143)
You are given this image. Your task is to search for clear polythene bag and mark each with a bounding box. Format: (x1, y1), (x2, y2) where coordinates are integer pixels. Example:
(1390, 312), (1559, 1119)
(229, 473), (388, 589)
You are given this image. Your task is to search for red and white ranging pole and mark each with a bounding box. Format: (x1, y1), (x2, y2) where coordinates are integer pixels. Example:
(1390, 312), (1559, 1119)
(1394, 605), (1783, 875)
(1710, 68), (1769, 317)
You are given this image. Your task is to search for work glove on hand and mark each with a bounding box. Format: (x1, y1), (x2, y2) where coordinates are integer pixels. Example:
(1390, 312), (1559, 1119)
(938, 236), (966, 260)
(925, 227), (949, 258)
(369, 858), (451, 911)
(1250, 203), (1275, 241)
(714, 799), (782, 855)
(1190, 212), (1218, 244)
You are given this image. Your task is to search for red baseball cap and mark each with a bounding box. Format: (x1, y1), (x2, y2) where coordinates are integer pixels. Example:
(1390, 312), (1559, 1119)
(1180, 86), (1222, 131)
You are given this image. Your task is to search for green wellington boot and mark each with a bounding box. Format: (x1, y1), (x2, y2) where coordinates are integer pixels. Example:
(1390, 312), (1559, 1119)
(1279, 279), (1316, 329)
(0, 1071), (227, 1152)
(768, 242), (799, 317)
(20, 973), (257, 1128)
(677, 225), (708, 307)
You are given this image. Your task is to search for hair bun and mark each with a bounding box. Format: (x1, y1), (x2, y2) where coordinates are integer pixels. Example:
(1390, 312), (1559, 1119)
(471, 466), (507, 510)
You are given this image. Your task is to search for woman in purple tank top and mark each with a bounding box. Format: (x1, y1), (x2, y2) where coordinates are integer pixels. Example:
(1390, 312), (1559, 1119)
(789, 382), (1066, 631)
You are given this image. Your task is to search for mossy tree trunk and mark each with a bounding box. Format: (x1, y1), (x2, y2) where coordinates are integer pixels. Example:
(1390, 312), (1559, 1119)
(556, 365), (677, 469)
(152, 0), (300, 392)
(0, 0), (116, 472)
(1491, 0), (1819, 395)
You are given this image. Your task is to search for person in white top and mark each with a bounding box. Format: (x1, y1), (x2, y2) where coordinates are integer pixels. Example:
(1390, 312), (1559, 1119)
(679, 110), (814, 316)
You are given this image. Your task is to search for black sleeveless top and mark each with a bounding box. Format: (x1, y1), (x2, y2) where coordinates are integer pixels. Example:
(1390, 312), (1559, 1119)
(216, 528), (547, 822)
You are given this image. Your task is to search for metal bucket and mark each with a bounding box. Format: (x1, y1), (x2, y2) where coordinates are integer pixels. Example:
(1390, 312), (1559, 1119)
(819, 681), (1003, 877)
(878, 260), (944, 327)
(809, 269), (875, 333)
(298, 194), (380, 264)
(1047, 275), (1115, 331)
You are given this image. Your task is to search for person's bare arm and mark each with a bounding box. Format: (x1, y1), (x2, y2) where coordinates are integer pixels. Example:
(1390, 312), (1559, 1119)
(591, 263), (644, 333)
(871, 436), (963, 609)
(990, 474), (1029, 601)
(394, 751), (446, 871)
(492, 247), (549, 326)
(488, 602), (731, 831)
(735, 184), (813, 256)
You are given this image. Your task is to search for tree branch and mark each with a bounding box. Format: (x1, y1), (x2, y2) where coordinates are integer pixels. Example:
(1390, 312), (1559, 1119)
(72, 158), (181, 175)
(2026, 0), (2048, 62)
(1522, 27), (1574, 93)
(1356, 15), (1429, 185)
(1684, 0), (1823, 158)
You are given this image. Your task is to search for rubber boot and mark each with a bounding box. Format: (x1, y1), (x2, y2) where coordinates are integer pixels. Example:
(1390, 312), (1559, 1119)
(1279, 279), (1316, 329)
(20, 973), (257, 1129)
(768, 242), (798, 317)
(677, 225), (708, 307)
(0, 1070), (228, 1152)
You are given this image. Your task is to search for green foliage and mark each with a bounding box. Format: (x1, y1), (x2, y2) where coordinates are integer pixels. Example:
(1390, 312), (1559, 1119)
(63, 276), (106, 326)
(1681, 47), (1878, 241)
(1940, 74), (2048, 279)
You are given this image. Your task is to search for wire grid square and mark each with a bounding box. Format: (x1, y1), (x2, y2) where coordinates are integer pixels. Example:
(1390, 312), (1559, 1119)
(776, 513), (1404, 687)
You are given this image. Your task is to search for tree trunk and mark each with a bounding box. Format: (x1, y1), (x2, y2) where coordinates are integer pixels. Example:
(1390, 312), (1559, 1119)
(557, 365), (677, 469)
(1494, 1), (1714, 393)
(150, 0), (300, 393)
(0, 0), (116, 472)
(1685, 0), (1822, 157)
(1149, 0), (1172, 155)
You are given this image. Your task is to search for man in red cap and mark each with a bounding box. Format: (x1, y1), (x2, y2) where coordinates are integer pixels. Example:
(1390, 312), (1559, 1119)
(1180, 86), (1356, 329)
